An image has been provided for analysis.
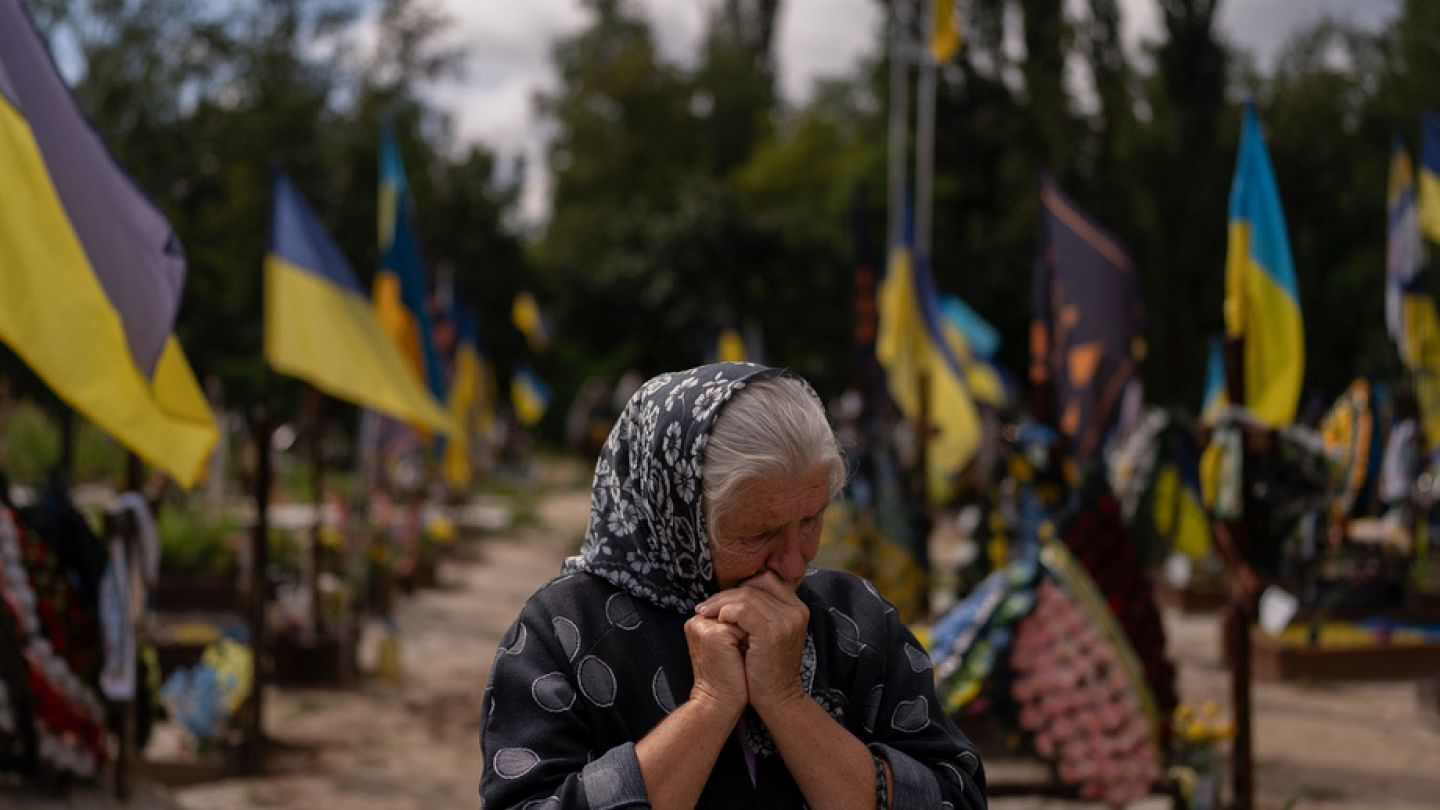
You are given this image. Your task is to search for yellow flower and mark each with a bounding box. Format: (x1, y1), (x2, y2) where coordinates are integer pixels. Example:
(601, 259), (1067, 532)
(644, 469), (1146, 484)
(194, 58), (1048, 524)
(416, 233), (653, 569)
(426, 514), (457, 545)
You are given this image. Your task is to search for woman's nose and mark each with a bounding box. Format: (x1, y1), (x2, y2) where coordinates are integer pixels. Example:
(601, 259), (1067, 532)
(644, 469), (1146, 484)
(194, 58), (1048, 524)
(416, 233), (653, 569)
(768, 531), (809, 580)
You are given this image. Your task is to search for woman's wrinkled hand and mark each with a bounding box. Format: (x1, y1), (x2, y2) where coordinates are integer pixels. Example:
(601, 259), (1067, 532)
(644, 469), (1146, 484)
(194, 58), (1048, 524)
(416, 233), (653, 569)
(695, 571), (809, 714)
(684, 613), (749, 716)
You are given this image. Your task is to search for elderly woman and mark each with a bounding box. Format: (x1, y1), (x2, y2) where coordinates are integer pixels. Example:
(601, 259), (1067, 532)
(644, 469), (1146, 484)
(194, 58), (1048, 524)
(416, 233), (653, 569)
(480, 363), (986, 809)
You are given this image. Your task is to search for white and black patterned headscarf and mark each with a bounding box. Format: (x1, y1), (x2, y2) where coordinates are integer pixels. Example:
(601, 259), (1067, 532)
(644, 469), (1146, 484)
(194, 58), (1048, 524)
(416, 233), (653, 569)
(562, 362), (794, 614)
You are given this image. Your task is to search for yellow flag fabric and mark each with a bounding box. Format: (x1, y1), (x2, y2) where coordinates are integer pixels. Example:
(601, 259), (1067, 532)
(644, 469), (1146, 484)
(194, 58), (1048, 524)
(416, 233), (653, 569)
(1420, 173), (1440, 246)
(511, 366), (551, 428)
(940, 319), (1006, 407)
(876, 246), (981, 501)
(716, 328), (746, 362)
(1401, 294), (1440, 452)
(264, 174), (451, 433)
(265, 256), (452, 433)
(442, 341), (480, 490)
(1418, 111), (1440, 244)
(512, 291), (550, 352)
(374, 126), (445, 406)
(1151, 464), (1212, 559)
(0, 85), (216, 487)
(931, 0), (963, 63)
(1224, 105), (1304, 426)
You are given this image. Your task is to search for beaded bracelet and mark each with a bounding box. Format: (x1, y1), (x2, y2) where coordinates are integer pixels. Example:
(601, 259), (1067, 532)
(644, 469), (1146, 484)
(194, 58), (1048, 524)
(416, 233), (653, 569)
(872, 752), (889, 810)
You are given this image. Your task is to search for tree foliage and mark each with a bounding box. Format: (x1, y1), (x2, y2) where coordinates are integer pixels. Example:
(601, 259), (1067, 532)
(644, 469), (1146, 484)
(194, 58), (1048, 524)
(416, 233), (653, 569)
(10, 0), (1440, 443)
(14, 0), (525, 423)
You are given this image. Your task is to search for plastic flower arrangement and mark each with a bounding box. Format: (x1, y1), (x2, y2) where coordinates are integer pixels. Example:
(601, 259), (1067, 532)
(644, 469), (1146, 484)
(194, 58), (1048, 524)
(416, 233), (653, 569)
(159, 639), (254, 749)
(1169, 700), (1236, 810)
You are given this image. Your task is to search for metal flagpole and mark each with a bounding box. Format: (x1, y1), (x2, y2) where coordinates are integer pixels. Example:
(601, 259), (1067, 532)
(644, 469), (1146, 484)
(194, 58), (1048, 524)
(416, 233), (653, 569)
(914, 0), (937, 264)
(886, 0), (911, 252)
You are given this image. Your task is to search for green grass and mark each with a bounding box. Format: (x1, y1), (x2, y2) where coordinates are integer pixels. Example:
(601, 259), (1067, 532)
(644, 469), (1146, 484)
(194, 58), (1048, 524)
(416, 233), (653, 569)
(0, 400), (129, 485)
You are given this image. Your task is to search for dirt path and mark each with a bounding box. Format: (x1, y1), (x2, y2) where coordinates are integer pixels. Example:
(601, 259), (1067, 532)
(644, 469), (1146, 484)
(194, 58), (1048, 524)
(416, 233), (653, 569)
(174, 487), (590, 810)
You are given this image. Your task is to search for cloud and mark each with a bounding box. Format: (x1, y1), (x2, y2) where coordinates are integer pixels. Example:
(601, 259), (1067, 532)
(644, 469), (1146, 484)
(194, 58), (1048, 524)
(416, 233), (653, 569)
(1119, 0), (1398, 70)
(774, 0), (880, 101)
(417, 0), (1398, 227)
(422, 0), (879, 226)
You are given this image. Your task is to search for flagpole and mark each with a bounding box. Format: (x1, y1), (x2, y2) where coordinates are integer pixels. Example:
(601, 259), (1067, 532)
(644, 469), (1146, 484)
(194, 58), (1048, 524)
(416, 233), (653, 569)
(886, 0), (911, 251)
(915, 0), (939, 531)
(914, 0), (937, 263)
(304, 385), (325, 641)
(244, 398), (271, 774)
(1221, 335), (1255, 810)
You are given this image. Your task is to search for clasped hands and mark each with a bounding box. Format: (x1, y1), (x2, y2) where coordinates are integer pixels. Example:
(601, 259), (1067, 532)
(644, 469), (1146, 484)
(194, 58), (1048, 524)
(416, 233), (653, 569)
(686, 571), (809, 718)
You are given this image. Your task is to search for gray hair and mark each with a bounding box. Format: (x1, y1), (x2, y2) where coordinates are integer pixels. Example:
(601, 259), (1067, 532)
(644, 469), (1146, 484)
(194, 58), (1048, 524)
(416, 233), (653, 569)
(702, 374), (846, 544)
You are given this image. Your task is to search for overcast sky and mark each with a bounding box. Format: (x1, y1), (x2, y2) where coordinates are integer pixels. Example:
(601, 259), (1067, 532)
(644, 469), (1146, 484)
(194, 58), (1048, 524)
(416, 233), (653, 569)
(414, 0), (1400, 225)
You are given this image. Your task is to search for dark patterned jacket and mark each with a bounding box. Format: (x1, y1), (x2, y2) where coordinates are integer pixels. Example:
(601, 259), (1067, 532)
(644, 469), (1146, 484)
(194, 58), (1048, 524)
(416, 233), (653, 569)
(480, 567), (986, 809)
(480, 364), (986, 808)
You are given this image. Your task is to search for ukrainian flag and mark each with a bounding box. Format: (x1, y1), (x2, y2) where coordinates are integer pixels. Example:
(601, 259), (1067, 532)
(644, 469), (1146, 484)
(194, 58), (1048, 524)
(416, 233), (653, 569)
(1200, 337), (1225, 424)
(511, 291), (551, 352)
(1394, 137), (1440, 452)
(375, 124), (445, 403)
(1418, 111), (1440, 244)
(1151, 424), (1213, 561)
(715, 327), (746, 362)
(442, 306), (482, 490)
(264, 173), (451, 433)
(939, 294), (1006, 407)
(511, 366), (551, 428)
(876, 241), (981, 501)
(1224, 104), (1304, 426)
(0, 0), (216, 487)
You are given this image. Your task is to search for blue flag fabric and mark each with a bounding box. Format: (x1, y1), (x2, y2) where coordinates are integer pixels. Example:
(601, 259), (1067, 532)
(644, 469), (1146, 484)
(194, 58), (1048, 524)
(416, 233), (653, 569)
(265, 172), (451, 433)
(375, 124), (446, 403)
(1225, 104), (1303, 426)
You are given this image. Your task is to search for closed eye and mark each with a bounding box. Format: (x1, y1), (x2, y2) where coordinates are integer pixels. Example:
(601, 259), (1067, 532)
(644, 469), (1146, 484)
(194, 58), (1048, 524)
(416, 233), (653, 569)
(747, 528), (780, 546)
(800, 507), (827, 532)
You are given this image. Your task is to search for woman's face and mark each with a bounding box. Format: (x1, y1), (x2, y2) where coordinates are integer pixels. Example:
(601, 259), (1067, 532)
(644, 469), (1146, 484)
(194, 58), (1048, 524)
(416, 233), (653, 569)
(711, 466), (831, 591)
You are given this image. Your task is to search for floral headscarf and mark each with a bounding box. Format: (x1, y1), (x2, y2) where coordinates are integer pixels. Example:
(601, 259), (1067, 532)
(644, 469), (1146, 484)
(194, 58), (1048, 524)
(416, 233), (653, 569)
(562, 362), (790, 614)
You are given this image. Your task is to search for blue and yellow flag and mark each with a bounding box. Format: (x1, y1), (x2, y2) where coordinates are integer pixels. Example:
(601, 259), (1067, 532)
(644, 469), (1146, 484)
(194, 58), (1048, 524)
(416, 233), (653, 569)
(511, 366), (551, 428)
(876, 236), (981, 501)
(939, 294), (1007, 408)
(264, 173), (451, 432)
(1200, 337), (1225, 423)
(1395, 135), (1440, 451)
(1034, 175), (1145, 460)
(1152, 442), (1213, 561)
(375, 125), (445, 404)
(442, 306), (482, 490)
(0, 0), (216, 487)
(1224, 104), (1303, 426)
(511, 290), (551, 352)
(1418, 111), (1440, 244)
